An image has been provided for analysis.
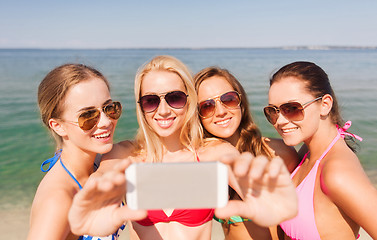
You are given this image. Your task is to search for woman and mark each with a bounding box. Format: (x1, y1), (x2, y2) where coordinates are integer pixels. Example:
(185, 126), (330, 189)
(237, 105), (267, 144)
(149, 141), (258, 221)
(27, 64), (142, 239)
(195, 67), (300, 239)
(264, 61), (377, 239)
(68, 56), (298, 240)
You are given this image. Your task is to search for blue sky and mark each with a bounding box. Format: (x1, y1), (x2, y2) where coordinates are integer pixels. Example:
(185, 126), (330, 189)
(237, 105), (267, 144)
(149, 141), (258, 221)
(1, 0), (376, 49)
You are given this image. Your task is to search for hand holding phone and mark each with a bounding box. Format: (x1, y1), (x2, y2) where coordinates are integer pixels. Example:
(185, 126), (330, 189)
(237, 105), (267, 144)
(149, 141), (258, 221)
(125, 161), (228, 210)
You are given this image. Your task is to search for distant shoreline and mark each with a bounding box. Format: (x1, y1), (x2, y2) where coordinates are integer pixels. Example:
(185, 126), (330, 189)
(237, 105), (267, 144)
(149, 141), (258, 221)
(1, 46), (377, 51)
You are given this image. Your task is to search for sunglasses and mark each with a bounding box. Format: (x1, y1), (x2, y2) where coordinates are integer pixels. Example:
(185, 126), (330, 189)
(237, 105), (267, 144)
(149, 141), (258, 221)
(198, 91), (241, 118)
(263, 96), (322, 125)
(71, 101), (122, 130)
(138, 91), (188, 113)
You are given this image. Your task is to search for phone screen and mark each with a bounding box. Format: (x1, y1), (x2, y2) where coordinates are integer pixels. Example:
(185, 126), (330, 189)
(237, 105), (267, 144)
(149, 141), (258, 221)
(126, 161), (228, 210)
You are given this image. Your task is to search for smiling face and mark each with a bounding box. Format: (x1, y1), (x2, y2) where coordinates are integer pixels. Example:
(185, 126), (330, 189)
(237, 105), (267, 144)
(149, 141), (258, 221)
(197, 76), (242, 145)
(268, 76), (322, 146)
(56, 78), (118, 154)
(140, 70), (188, 141)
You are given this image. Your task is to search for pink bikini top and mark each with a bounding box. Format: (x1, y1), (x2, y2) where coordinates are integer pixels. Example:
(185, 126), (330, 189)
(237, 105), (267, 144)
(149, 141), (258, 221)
(135, 151), (215, 227)
(280, 121), (362, 240)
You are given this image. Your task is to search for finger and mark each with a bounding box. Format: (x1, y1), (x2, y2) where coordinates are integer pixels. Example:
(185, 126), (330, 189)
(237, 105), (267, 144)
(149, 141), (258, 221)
(268, 157), (284, 179)
(249, 155), (269, 180)
(114, 158), (132, 173)
(116, 207), (147, 223)
(97, 170), (125, 193)
(233, 152), (253, 176)
(75, 175), (101, 200)
(214, 200), (254, 220)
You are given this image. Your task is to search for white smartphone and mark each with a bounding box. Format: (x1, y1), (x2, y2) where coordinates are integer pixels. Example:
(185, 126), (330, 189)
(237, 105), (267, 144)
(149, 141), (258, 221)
(125, 161), (228, 210)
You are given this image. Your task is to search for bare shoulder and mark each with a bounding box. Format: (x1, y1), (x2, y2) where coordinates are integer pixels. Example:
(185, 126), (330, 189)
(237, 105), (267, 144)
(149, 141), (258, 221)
(29, 180), (73, 239)
(198, 138), (239, 162)
(104, 140), (136, 160)
(264, 137), (299, 172)
(320, 145), (372, 201)
(319, 144), (377, 235)
(98, 140), (136, 172)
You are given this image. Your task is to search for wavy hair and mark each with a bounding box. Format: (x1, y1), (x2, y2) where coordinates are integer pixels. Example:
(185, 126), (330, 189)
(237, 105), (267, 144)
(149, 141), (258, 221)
(194, 67), (273, 158)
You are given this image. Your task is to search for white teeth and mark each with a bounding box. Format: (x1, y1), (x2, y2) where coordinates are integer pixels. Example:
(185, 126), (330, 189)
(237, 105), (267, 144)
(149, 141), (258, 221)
(157, 119), (173, 127)
(282, 128), (298, 133)
(94, 132), (110, 139)
(215, 119), (230, 125)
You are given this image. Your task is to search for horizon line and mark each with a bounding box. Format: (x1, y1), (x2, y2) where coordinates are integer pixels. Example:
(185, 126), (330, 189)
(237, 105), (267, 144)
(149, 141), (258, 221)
(1, 45), (377, 51)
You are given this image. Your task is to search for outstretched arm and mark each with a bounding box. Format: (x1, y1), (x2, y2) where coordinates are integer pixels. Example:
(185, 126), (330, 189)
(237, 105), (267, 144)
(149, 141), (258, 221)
(68, 159), (147, 237)
(216, 152), (298, 227)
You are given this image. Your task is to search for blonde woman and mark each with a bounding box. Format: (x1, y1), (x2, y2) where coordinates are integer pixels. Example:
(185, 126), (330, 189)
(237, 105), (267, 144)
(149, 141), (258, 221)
(68, 56), (298, 240)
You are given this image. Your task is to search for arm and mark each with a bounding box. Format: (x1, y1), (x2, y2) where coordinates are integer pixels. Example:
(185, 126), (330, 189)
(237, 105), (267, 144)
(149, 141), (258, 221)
(321, 153), (377, 238)
(215, 153), (298, 227)
(95, 140), (137, 175)
(68, 159), (147, 237)
(265, 138), (300, 173)
(28, 190), (73, 240)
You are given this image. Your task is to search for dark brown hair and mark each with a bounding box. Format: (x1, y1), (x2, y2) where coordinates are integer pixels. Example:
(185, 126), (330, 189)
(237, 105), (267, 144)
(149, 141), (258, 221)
(270, 61), (356, 151)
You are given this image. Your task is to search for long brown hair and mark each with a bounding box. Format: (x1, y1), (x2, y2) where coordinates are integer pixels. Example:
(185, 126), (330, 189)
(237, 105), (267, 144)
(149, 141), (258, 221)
(195, 67), (273, 158)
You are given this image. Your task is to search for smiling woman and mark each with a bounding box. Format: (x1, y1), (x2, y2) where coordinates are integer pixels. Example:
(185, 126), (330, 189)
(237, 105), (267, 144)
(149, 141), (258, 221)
(194, 66), (300, 239)
(267, 61), (377, 239)
(27, 64), (127, 240)
(67, 56), (299, 240)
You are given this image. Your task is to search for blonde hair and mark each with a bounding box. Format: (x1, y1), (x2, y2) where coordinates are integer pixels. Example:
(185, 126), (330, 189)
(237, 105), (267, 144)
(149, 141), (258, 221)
(38, 63), (109, 148)
(134, 56), (203, 162)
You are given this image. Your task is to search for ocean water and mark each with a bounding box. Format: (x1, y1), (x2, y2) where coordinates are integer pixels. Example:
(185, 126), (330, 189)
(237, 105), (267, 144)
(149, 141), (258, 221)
(1, 48), (376, 209)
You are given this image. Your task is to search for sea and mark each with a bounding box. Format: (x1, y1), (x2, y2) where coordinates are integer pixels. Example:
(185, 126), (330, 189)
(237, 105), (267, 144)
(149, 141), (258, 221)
(1, 48), (377, 210)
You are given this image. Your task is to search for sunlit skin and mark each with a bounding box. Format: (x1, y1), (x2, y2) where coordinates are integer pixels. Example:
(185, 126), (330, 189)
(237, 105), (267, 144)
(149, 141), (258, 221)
(196, 75), (300, 240)
(197, 76), (242, 146)
(58, 78), (117, 156)
(67, 58), (299, 240)
(141, 70), (188, 147)
(268, 76), (322, 148)
(268, 76), (377, 239)
(28, 77), (119, 240)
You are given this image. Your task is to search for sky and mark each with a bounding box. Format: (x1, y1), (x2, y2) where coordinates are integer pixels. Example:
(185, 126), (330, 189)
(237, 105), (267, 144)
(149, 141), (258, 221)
(1, 0), (376, 49)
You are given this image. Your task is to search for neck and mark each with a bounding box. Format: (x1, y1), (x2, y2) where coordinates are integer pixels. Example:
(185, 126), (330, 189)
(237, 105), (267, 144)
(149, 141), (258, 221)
(225, 130), (240, 147)
(304, 119), (339, 161)
(59, 143), (96, 181)
(159, 129), (186, 153)
(160, 136), (186, 154)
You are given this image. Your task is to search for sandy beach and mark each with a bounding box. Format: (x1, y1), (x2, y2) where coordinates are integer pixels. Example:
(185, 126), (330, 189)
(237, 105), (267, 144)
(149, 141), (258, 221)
(2, 172), (376, 240)
(0, 208), (373, 240)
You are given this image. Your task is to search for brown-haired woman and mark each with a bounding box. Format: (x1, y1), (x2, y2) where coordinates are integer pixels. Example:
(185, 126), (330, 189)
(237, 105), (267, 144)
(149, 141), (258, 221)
(266, 61), (377, 239)
(195, 66), (300, 239)
(28, 64), (142, 240)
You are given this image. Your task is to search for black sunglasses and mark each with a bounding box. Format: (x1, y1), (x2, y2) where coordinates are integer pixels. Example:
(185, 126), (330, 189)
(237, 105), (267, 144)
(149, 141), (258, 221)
(138, 91), (188, 113)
